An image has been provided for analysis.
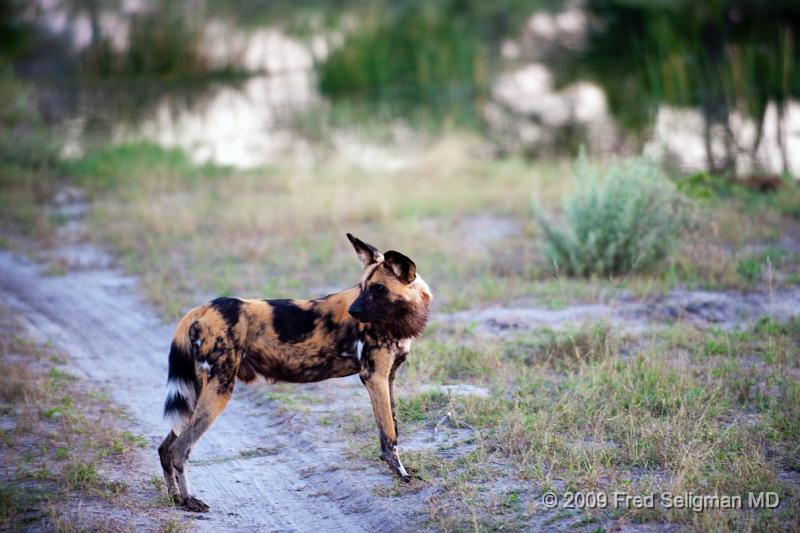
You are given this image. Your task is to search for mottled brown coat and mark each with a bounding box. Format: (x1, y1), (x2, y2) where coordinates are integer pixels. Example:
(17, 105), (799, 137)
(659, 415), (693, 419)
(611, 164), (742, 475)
(158, 234), (432, 512)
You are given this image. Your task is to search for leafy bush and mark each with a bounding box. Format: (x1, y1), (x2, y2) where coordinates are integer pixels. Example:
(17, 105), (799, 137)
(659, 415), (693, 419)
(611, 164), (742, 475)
(537, 154), (686, 277)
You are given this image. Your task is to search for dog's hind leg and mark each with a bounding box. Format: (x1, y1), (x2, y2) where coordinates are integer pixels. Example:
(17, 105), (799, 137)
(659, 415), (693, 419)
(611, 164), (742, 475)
(170, 374), (235, 512)
(157, 431), (180, 503)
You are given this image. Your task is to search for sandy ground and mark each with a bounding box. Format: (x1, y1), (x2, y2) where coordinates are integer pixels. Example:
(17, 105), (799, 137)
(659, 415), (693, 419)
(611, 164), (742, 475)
(1, 196), (797, 531)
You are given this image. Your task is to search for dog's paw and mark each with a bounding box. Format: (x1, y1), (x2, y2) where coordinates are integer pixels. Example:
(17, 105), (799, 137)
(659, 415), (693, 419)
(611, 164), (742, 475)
(402, 465), (424, 482)
(180, 496), (210, 513)
(397, 467), (423, 483)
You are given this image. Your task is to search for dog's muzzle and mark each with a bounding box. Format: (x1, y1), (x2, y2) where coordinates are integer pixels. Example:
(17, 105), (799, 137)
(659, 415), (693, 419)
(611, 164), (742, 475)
(348, 301), (364, 321)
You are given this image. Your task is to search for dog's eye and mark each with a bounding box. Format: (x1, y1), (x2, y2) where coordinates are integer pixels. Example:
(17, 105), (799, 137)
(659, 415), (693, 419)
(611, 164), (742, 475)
(367, 283), (389, 301)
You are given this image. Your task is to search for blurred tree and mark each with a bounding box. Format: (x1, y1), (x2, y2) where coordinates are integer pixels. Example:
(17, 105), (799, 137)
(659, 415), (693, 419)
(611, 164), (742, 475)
(563, 0), (800, 175)
(0, 0), (34, 62)
(318, 0), (560, 105)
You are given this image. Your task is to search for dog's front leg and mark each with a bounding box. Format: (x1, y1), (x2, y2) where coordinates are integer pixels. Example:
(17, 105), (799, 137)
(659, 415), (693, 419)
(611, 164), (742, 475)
(361, 348), (410, 481)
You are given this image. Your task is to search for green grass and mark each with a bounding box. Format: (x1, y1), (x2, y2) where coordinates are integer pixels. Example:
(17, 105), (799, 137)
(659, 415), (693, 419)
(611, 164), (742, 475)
(736, 246), (788, 284)
(503, 321), (619, 369)
(0, 306), (185, 531)
(0, 485), (51, 529)
(45, 136), (797, 320)
(62, 461), (99, 490)
(64, 141), (229, 193)
(351, 317), (800, 530)
(2, 59), (797, 315)
(396, 390), (449, 423)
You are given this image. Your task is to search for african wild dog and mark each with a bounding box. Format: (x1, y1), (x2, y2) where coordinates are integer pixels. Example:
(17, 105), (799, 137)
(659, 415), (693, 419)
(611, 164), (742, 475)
(158, 234), (432, 512)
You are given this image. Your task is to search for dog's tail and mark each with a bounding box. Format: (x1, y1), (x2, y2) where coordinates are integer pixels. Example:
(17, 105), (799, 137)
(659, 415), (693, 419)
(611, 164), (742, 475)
(163, 313), (202, 434)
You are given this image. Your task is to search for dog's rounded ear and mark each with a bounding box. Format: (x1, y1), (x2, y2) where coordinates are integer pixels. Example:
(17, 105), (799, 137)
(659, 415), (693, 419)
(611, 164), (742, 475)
(383, 250), (416, 284)
(347, 233), (382, 268)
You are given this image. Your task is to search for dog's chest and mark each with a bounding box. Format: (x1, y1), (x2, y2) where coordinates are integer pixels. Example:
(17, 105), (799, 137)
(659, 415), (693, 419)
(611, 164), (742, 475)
(340, 336), (412, 361)
(339, 339), (365, 361)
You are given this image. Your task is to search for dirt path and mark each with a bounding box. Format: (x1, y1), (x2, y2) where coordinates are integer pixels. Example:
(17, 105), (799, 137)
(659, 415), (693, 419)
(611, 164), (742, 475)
(437, 287), (800, 335)
(0, 249), (422, 532)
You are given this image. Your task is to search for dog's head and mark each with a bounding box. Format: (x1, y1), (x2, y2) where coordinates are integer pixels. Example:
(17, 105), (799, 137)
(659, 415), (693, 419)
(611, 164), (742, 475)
(346, 233), (432, 339)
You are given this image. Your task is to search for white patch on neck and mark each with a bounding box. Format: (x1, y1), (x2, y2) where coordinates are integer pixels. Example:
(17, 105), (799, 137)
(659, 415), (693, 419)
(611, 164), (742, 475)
(356, 340), (364, 361)
(339, 339), (365, 361)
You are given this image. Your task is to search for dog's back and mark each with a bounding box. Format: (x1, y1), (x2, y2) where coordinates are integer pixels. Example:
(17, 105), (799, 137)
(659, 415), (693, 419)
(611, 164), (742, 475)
(163, 293), (365, 434)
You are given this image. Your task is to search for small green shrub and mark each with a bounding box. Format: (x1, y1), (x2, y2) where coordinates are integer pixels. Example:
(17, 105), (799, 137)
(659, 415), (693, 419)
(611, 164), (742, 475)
(62, 460), (98, 490)
(537, 154), (686, 277)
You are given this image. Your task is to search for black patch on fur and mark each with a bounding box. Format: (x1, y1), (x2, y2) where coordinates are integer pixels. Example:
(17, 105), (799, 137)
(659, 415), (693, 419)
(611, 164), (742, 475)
(163, 393), (190, 421)
(336, 323), (360, 355)
(157, 431), (177, 471)
(360, 342), (376, 377)
(188, 321), (202, 357)
(269, 299), (318, 343)
(212, 335), (226, 355)
(210, 297), (243, 337)
(379, 429), (396, 454)
(163, 340), (199, 420)
(392, 351), (408, 374)
(320, 312), (360, 356)
(320, 311), (338, 334)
